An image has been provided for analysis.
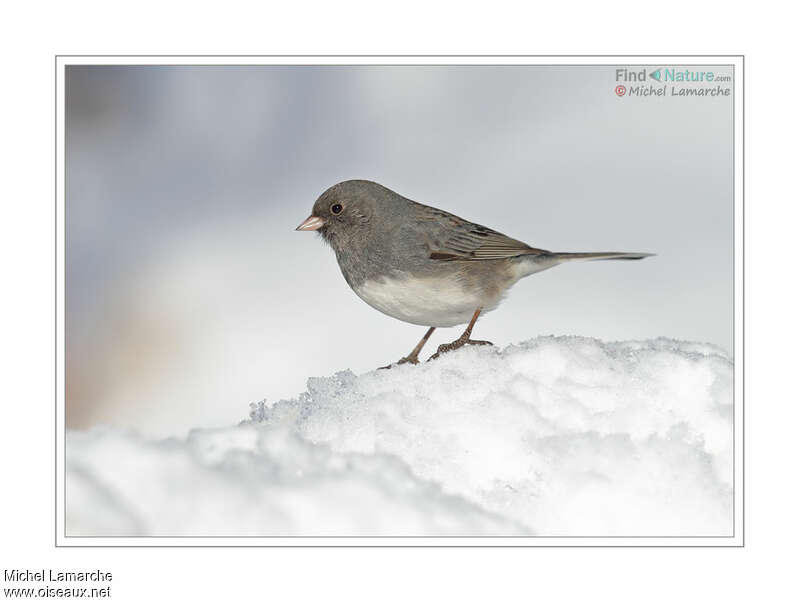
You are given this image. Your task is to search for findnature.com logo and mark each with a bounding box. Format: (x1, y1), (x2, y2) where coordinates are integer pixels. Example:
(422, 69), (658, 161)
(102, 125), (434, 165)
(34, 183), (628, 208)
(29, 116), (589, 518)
(614, 67), (732, 98)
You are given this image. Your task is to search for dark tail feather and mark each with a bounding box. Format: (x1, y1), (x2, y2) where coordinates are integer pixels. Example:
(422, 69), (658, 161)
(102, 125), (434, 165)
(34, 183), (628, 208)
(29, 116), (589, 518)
(548, 251), (654, 262)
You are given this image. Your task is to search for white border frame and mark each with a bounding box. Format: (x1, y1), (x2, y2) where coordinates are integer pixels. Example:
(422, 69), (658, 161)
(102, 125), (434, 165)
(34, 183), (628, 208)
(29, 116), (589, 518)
(55, 55), (744, 547)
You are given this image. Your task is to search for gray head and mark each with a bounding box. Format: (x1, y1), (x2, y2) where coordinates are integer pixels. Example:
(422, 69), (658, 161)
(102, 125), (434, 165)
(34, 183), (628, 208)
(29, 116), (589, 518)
(296, 180), (407, 250)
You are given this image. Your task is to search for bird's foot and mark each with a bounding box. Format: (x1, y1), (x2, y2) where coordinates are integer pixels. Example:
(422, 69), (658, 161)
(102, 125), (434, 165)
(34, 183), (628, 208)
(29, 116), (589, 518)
(427, 337), (493, 362)
(378, 354), (420, 370)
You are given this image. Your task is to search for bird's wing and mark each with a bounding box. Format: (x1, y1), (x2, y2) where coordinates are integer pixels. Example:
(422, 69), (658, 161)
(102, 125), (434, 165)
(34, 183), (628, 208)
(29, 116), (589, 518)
(412, 204), (549, 261)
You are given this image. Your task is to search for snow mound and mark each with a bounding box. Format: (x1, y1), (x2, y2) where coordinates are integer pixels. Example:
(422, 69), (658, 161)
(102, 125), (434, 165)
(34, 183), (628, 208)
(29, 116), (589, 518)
(67, 336), (733, 537)
(67, 425), (525, 536)
(250, 336), (733, 536)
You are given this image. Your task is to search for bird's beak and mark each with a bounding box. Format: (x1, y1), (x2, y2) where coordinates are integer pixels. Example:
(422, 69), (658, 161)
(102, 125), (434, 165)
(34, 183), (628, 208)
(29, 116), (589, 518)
(295, 215), (326, 231)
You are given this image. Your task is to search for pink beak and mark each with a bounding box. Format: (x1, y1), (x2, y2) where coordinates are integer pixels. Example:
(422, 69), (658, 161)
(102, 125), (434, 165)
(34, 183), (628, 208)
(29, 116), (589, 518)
(295, 215), (326, 231)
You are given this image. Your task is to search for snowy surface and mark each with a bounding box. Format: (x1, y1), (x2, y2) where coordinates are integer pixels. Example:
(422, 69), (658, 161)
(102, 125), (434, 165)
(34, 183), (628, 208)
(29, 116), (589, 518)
(67, 336), (733, 537)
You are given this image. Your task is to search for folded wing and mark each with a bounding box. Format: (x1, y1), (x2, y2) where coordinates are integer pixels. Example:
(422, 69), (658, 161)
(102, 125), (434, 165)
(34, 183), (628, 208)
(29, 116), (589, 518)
(413, 205), (549, 261)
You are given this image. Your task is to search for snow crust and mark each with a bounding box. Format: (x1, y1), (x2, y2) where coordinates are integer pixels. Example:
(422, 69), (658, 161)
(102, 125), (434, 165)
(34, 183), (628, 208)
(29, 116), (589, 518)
(67, 336), (733, 537)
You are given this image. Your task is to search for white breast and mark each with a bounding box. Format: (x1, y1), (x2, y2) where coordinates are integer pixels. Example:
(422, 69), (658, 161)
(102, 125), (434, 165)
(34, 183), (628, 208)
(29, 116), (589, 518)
(353, 274), (501, 328)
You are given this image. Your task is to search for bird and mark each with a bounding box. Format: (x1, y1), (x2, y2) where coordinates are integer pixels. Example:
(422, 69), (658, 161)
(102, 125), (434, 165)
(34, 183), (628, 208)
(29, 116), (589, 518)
(296, 180), (652, 366)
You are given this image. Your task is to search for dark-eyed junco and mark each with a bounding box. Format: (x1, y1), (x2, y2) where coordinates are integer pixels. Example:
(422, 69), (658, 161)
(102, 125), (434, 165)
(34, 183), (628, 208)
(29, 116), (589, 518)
(296, 180), (652, 365)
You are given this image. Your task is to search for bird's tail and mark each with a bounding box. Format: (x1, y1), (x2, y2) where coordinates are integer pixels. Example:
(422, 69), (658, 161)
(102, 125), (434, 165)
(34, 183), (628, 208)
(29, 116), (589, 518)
(513, 250), (653, 279)
(548, 251), (654, 262)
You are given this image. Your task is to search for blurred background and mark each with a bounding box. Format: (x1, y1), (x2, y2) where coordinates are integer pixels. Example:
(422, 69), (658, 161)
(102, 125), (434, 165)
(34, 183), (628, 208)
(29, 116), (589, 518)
(66, 65), (734, 437)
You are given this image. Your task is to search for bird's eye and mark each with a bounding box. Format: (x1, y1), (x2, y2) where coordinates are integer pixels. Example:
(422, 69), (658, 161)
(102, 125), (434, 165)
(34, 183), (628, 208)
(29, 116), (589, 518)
(330, 203), (343, 214)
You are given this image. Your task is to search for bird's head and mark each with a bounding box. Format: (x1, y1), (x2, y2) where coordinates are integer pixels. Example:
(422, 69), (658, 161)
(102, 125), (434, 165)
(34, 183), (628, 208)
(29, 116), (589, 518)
(296, 180), (393, 248)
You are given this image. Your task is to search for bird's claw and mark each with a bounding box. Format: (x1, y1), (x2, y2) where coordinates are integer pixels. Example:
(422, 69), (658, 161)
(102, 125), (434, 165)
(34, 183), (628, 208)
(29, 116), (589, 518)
(378, 354), (420, 370)
(427, 338), (493, 362)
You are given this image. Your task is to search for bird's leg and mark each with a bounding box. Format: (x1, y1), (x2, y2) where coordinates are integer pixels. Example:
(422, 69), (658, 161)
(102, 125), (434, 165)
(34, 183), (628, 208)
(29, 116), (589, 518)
(428, 308), (493, 361)
(380, 327), (436, 369)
